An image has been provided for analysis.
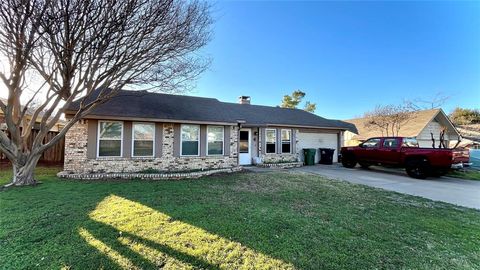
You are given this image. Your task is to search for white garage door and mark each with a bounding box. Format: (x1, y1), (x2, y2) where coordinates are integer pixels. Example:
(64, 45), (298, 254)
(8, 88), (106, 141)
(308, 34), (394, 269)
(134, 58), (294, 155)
(296, 132), (338, 163)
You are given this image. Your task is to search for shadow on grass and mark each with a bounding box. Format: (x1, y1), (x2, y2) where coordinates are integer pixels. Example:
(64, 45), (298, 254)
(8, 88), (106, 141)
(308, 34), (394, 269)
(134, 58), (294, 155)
(79, 221), (219, 269)
(78, 194), (294, 269)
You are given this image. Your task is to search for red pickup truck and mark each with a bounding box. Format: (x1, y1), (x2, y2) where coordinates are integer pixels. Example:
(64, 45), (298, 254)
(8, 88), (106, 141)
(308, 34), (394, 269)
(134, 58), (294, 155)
(340, 137), (470, 179)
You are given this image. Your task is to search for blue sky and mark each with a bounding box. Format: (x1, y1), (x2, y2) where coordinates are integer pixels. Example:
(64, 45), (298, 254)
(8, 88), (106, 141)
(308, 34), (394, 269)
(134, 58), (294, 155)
(193, 1), (480, 120)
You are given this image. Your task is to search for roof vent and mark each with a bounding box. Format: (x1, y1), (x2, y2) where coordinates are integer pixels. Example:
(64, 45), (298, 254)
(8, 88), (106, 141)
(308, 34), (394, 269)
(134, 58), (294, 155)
(238, 96), (251, 105)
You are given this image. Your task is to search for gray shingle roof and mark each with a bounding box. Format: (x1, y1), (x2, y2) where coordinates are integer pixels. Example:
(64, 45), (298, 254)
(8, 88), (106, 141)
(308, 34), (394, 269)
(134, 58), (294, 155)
(67, 90), (352, 129)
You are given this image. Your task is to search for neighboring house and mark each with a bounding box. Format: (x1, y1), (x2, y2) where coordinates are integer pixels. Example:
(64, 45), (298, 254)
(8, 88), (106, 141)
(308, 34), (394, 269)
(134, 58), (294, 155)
(455, 124), (480, 149)
(0, 98), (66, 164)
(0, 98), (66, 132)
(344, 109), (461, 148)
(63, 90), (352, 174)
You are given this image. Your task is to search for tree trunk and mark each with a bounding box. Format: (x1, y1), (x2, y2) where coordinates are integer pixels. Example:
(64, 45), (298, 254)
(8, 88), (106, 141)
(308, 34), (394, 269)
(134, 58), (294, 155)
(7, 154), (42, 187)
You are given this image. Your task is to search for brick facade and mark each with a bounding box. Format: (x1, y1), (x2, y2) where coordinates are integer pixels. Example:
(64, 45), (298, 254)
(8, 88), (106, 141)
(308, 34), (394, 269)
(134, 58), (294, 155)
(63, 120), (239, 174)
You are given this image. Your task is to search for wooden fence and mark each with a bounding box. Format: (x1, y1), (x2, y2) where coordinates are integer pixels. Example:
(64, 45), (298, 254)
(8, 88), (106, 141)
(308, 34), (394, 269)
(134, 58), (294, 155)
(0, 129), (65, 164)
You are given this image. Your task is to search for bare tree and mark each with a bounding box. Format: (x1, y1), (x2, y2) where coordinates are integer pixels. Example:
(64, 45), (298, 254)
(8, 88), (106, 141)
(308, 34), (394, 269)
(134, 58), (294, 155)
(364, 105), (413, 137)
(0, 0), (212, 187)
(404, 92), (450, 111)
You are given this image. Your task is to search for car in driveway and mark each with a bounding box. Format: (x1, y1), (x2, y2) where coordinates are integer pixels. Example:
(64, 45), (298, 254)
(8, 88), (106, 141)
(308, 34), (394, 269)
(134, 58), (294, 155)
(340, 137), (470, 179)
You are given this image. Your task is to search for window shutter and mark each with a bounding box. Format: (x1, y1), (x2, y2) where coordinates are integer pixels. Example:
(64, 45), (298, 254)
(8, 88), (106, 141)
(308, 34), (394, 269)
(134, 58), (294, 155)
(87, 119), (98, 159)
(173, 124), (181, 157)
(155, 123), (163, 157)
(292, 129), (296, 154)
(200, 125), (207, 156)
(260, 128), (266, 155)
(123, 121), (132, 158)
(224, 126), (231, 156)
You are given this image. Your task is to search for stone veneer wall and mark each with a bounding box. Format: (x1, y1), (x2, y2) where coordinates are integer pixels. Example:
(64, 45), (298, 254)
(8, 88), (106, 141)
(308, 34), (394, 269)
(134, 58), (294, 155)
(63, 120), (239, 174)
(261, 153), (298, 163)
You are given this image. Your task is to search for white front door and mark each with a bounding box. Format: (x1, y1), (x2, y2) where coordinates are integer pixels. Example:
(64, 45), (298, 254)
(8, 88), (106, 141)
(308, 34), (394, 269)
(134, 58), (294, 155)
(239, 129), (252, 165)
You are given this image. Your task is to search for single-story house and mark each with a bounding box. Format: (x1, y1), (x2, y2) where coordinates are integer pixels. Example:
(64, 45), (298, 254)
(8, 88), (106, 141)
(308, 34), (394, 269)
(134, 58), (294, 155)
(63, 90), (352, 174)
(343, 109), (461, 148)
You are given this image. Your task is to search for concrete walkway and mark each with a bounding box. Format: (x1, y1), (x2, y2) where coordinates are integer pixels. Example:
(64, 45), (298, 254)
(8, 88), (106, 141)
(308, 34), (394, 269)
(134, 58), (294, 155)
(294, 164), (480, 210)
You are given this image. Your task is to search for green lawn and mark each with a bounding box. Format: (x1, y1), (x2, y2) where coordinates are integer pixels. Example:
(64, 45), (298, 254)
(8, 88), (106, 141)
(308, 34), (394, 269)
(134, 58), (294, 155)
(1, 167), (479, 269)
(448, 169), (480, 181)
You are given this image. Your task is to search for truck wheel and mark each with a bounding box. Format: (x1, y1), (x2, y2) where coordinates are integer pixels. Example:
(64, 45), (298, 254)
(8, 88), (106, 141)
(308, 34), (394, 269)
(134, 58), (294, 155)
(405, 163), (429, 179)
(359, 162), (370, 169)
(342, 156), (357, 168)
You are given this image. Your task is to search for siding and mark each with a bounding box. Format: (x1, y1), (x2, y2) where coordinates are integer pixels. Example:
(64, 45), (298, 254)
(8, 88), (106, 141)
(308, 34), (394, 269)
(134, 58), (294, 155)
(417, 120), (449, 148)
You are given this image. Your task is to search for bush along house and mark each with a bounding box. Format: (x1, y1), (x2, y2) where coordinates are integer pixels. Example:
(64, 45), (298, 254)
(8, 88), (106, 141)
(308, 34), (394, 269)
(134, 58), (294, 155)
(61, 90), (352, 178)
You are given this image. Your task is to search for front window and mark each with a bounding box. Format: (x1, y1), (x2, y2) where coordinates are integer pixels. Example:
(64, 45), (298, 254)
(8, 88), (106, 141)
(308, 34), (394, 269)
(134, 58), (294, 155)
(181, 124), (200, 156)
(132, 123), (155, 157)
(207, 126), (224, 155)
(362, 138), (381, 148)
(383, 138), (398, 148)
(98, 121), (123, 157)
(266, 129), (276, 153)
(281, 129), (291, 153)
(402, 138), (419, 148)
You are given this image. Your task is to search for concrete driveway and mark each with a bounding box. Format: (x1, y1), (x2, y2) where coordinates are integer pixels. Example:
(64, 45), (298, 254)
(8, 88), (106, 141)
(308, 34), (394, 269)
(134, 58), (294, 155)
(295, 164), (480, 210)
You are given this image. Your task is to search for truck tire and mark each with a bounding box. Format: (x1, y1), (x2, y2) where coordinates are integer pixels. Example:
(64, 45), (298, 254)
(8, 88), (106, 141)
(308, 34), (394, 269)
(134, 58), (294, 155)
(342, 155), (357, 168)
(405, 158), (430, 179)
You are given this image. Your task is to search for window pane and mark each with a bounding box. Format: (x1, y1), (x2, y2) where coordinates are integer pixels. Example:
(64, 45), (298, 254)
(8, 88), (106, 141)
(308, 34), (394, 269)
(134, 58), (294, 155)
(133, 141), (153, 156)
(282, 143), (291, 153)
(239, 131), (249, 140)
(181, 125), (199, 141)
(208, 141), (223, 155)
(281, 130), (291, 141)
(134, 123), (154, 140)
(99, 140), (121, 156)
(402, 138), (419, 148)
(363, 138), (380, 148)
(239, 141), (249, 153)
(383, 139), (398, 148)
(208, 126), (223, 142)
(99, 122), (122, 139)
(182, 141), (199, 155)
(266, 130), (276, 143)
(266, 143), (276, 153)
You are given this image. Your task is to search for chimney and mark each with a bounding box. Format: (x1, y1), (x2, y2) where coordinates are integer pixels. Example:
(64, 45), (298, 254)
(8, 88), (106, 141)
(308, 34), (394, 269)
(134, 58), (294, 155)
(238, 96), (251, 105)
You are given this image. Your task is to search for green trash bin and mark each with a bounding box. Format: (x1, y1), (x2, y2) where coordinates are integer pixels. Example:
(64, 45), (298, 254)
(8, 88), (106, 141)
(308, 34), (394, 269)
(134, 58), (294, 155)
(303, 148), (316, 166)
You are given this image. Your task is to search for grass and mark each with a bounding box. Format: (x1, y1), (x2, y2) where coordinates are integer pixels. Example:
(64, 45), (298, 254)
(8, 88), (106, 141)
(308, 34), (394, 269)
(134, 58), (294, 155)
(448, 169), (480, 181)
(1, 167), (480, 269)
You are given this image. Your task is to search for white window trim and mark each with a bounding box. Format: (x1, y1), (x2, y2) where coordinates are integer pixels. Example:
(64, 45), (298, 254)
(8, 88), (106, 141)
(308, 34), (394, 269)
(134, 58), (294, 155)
(132, 122), (155, 158)
(97, 120), (123, 158)
(265, 128), (277, 154)
(180, 124), (200, 157)
(281, 129), (292, 154)
(206, 125), (224, 156)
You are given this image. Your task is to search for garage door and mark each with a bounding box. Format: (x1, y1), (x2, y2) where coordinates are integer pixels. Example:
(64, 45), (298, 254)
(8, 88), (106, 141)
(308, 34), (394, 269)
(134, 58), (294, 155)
(296, 132), (338, 163)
